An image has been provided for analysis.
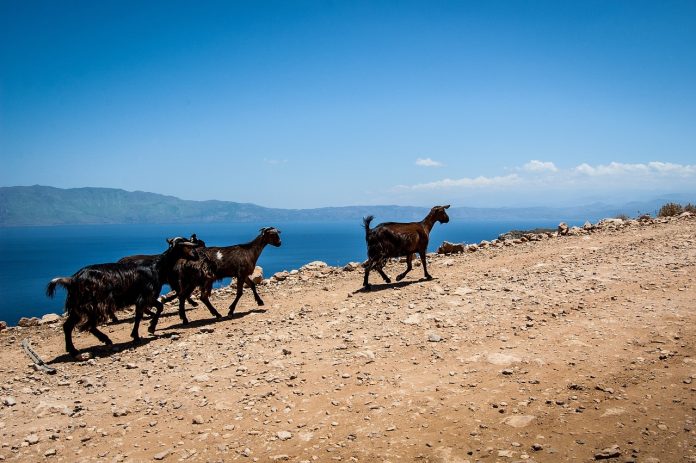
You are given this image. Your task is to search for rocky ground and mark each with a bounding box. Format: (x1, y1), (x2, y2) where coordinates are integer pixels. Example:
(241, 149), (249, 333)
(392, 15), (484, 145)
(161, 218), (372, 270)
(0, 215), (695, 463)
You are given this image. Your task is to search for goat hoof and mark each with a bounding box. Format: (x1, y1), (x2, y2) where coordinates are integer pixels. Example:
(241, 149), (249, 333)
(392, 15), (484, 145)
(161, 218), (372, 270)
(363, 285), (372, 291)
(147, 326), (156, 334)
(396, 275), (404, 282)
(181, 319), (189, 325)
(189, 300), (198, 307)
(227, 310), (235, 318)
(257, 300), (264, 307)
(213, 313), (222, 319)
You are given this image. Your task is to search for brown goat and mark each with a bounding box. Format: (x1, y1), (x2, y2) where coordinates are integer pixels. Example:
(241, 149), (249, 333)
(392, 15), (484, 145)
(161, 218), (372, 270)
(199, 227), (282, 316)
(362, 205), (450, 289)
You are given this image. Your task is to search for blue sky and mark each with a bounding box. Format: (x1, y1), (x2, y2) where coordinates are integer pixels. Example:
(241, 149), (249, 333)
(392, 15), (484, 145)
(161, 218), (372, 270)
(1, 1), (695, 208)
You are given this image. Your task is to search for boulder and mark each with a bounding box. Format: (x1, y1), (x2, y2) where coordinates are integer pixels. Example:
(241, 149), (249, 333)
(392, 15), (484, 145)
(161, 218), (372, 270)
(17, 317), (40, 327)
(342, 262), (361, 272)
(0, 321), (6, 331)
(249, 266), (264, 285)
(300, 261), (328, 271)
(39, 313), (62, 325)
(272, 271), (290, 282)
(582, 220), (593, 230)
(599, 218), (624, 228)
(557, 222), (569, 236)
(679, 211), (693, 218)
(437, 241), (465, 254)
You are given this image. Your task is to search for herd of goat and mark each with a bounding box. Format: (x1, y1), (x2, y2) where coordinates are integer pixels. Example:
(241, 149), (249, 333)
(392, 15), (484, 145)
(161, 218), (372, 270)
(46, 205), (450, 358)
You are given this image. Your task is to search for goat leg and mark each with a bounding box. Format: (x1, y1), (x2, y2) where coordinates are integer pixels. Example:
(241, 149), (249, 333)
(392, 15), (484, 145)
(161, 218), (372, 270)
(396, 254), (413, 281)
(376, 266), (392, 283)
(363, 263), (372, 290)
(147, 300), (165, 334)
(177, 296), (189, 324)
(199, 282), (222, 318)
(419, 250), (433, 280)
(89, 324), (113, 346)
(131, 304), (144, 341)
(63, 313), (80, 358)
(228, 280), (244, 316)
(245, 277), (264, 306)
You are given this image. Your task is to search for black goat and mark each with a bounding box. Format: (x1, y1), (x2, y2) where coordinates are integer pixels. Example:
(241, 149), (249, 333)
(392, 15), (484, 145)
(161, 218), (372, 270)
(46, 237), (198, 358)
(118, 234), (219, 325)
(362, 205), (450, 289)
(198, 227), (281, 316)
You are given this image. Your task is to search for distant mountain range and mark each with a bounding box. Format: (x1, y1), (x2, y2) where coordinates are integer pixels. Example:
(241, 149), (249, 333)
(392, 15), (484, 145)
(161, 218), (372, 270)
(0, 185), (689, 226)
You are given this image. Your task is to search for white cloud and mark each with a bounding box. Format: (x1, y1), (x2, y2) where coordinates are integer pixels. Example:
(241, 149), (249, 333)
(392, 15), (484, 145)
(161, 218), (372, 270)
(523, 160), (558, 172)
(574, 161), (696, 176)
(404, 174), (521, 190)
(415, 157), (443, 167)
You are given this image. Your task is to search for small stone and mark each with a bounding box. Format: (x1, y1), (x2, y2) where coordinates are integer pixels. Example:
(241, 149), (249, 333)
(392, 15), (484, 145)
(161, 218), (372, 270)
(25, 434), (39, 445)
(532, 443), (543, 451)
(1, 397), (16, 407)
(44, 448), (57, 457)
(276, 431), (292, 441)
(428, 333), (442, 342)
(501, 369), (514, 375)
(112, 407), (129, 417)
(193, 374), (210, 382)
(503, 415), (536, 428)
(192, 415), (205, 424)
(125, 363), (138, 369)
(594, 445), (621, 460)
(153, 449), (170, 460)
(241, 448), (252, 457)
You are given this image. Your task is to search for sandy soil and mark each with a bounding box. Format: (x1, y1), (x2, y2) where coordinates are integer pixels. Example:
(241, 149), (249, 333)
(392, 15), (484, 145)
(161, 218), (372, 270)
(1, 215), (695, 463)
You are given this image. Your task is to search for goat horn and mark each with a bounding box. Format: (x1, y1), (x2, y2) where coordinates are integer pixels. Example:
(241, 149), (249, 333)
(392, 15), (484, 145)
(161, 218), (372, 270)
(444, 205), (450, 209)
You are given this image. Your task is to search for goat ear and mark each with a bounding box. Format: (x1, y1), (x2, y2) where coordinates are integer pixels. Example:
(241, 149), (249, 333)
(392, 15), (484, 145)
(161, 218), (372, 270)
(443, 205), (450, 209)
(166, 238), (174, 245)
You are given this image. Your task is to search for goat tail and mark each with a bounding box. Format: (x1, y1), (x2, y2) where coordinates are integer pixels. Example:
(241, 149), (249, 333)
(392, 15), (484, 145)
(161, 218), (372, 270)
(46, 277), (71, 298)
(363, 215), (374, 238)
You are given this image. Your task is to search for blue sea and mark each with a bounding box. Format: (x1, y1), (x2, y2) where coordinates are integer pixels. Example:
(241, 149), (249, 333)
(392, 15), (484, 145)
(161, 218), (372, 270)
(0, 220), (559, 325)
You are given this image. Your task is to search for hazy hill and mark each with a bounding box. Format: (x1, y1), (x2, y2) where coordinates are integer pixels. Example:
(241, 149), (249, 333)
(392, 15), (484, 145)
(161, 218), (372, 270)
(0, 185), (688, 226)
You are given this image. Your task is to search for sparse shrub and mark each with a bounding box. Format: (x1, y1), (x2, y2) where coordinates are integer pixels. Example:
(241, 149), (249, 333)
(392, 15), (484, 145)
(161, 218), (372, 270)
(615, 213), (629, 221)
(658, 202), (683, 217)
(684, 203), (696, 213)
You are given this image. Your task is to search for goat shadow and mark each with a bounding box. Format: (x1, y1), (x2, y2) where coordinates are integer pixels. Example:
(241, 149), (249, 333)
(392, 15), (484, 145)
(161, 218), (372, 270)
(354, 277), (436, 294)
(47, 336), (159, 365)
(161, 308), (267, 331)
(107, 304), (210, 326)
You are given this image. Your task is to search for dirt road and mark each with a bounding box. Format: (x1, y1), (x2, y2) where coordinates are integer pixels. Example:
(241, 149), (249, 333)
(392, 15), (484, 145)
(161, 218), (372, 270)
(1, 215), (694, 462)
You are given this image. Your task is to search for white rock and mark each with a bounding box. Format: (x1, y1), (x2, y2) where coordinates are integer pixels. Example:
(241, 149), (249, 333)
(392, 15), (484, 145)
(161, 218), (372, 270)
(276, 431), (292, 440)
(503, 415), (536, 428)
